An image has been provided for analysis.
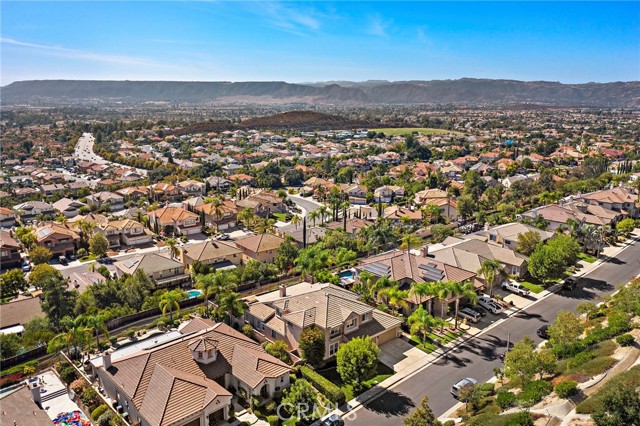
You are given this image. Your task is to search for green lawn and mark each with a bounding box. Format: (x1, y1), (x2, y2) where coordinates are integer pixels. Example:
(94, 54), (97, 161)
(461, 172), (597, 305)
(370, 127), (464, 136)
(578, 252), (597, 263)
(79, 254), (97, 263)
(519, 280), (545, 294)
(316, 361), (394, 401)
(272, 212), (288, 222)
(410, 329), (463, 353)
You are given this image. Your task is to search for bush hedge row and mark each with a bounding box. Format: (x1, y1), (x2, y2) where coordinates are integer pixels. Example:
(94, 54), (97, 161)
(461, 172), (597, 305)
(299, 366), (345, 404)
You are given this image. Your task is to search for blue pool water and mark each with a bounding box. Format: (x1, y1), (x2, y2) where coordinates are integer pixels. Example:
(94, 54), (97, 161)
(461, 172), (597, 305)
(187, 290), (203, 298)
(338, 270), (354, 280)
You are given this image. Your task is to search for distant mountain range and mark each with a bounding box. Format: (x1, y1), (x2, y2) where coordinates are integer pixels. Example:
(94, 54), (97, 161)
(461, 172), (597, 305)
(2, 78), (639, 107)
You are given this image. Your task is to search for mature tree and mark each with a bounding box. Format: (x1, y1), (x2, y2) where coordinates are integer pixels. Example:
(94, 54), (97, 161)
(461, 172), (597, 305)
(0, 333), (22, 359)
(121, 270), (155, 311)
(516, 231), (541, 256)
(408, 306), (437, 346)
(215, 290), (245, 322)
(535, 349), (557, 380)
(528, 244), (566, 284)
(41, 276), (77, 331)
(477, 259), (506, 297)
(450, 280), (479, 328)
(254, 217), (276, 234)
(281, 379), (318, 417)
(616, 218), (636, 237)
(404, 396), (442, 426)
(237, 208), (256, 229)
(86, 314), (109, 350)
(159, 289), (184, 322)
(0, 269), (28, 297)
(273, 238), (300, 272)
(400, 234), (422, 253)
(29, 263), (63, 288)
(22, 317), (55, 349)
(457, 194), (477, 220)
(377, 286), (409, 315)
(48, 316), (91, 355)
(458, 383), (482, 414)
(298, 325), (325, 367)
(264, 340), (291, 364)
(30, 246), (53, 265)
(295, 244), (330, 282)
(430, 224), (453, 243)
(422, 203), (443, 225)
(504, 337), (539, 386)
(89, 233), (109, 257)
(592, 385), (640, 426)
(548, 310), (584, 356)
(576, 301), (598, 323)
(336, 336), (380, 388)
(549, 234), (581, 266)
(15, 226), (36, 249)
(165, 238), (180, 259)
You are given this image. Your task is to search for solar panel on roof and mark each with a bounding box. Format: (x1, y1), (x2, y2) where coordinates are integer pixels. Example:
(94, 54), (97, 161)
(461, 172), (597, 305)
(419, 262), (445, 281)
(362, 262), (390, 277)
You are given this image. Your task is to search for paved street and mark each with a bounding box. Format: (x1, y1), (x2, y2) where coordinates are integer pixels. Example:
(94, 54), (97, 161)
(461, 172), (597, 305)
(288, 195), (323, 217)
(347, 238), (640, 424)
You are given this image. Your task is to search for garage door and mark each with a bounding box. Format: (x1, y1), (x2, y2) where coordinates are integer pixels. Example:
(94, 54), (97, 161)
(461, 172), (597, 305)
(376, 327), (399, 345)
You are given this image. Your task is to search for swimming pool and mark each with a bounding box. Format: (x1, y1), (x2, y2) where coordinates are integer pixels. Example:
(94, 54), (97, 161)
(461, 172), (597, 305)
(187, 289), (203, 298)
(338, 270), (354, 280)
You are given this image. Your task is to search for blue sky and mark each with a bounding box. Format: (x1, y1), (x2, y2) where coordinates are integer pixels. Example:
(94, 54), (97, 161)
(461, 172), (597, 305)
(1, 1), (638, 85)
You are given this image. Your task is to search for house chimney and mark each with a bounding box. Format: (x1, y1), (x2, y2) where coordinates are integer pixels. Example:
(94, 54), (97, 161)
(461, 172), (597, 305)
(484, 222), (489, 231)
(103, 350), (112, 370)
(279, 284), (286, 298)
(30, 380), (42, 407)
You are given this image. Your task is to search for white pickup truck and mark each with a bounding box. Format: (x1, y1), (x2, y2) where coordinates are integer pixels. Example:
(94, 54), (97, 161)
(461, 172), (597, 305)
(501, 280), (531, 296)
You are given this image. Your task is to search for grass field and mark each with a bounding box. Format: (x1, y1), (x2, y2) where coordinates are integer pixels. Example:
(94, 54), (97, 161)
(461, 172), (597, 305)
(519, 280), (545, 294)
(370, 127), (464, 136)
(317, 361), (394, 401)
(578, 252), (597, 263)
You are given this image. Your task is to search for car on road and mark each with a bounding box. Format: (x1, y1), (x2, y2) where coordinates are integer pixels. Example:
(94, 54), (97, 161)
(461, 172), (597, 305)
(451, 377), (478, 398)
(501, 281), (531, 296)
(562, 277), (577, 291)
(97, 256), (113, 264)
(537, 324), (550, 339)
(458, 307), (482, 323)
(322, 414), (345, 426)
(21, 260), (32, 272)
(215, 233), (231, 241)
(477, 295), (505, 314)
(58, 256), (68, 265)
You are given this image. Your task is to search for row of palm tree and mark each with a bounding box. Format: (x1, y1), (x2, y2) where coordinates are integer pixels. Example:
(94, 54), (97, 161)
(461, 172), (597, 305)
(49, 314), (110, 356)
(195, 270), (246, 321)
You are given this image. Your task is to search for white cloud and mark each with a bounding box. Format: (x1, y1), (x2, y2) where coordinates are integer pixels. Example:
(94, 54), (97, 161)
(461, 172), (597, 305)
(367, 14), (393, 37)
(1, 37), (171, 67)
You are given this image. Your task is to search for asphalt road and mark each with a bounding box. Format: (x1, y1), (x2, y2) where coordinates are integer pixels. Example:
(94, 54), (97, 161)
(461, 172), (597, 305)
(288, 195), (323, 217)
(347, 238), (640, 424)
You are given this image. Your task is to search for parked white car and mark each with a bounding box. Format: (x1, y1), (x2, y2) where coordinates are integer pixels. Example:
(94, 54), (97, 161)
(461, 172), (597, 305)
(477, 295), (504, 314)
(501, 281), (531, 296)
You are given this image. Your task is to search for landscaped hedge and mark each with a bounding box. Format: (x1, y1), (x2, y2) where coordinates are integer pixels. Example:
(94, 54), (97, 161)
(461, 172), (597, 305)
(517, 380), (553, 406)
(91, 404), (109, 420)
(554, 380), (578, 398)
(615, 334), (634, 346)
(496, 391), (517, 410)
(300, 366), (345, 404)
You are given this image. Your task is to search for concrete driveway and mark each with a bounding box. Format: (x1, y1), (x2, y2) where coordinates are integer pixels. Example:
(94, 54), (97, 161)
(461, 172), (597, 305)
(378, 337), (430, 372)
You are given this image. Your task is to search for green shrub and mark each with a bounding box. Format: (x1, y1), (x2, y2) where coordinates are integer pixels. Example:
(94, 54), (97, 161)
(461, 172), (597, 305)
(91, 404), (109, 420)
(56, 362), (78, 385)
(555, 380), (578, 398)
(479, 382), (496, 397)
(81, 386), (100, 410)
(567, 351), (595, 369)
(496, 391), (517, 410)
(96, 411), (115, 426)
(267, 415), (280, 426)
(616, 333), (635, 346)
(443, 421), (455, 426)
(517, 380), (553, 406)
(299, 366), (345, 404)
(242, 324), (254, 337)
(265, 401), (278, 413)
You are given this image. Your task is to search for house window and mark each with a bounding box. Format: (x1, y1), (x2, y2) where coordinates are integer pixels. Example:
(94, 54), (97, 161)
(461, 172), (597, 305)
(329, 342), (339, 356)
(280, 376), (284, 383)
(271, 329), (277, 338)
(346, 317), (357, 330)
(330, 327), (341, 338)
(198, 351), (203, 359)
(361, 312), (370, 322)
(207, 349), (213, 357)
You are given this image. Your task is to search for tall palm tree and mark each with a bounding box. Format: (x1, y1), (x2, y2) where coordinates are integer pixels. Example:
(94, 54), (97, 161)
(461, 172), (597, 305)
(400, 234), (422, 254)
(196, 271), (238, 316)
(159, 290), (184, 323)
(448, 281), (479, 329)
(353, 272), (393, 305)
(165, 238), (180, 259)
(212, 198), (224, 222)
(290, 214), (301, 229)
(48, 316), (91, 356)
(76, 219), (94, 243)
(434, 281), (455, 332)
(409, 281), (440, 315)
(407, 306), (437, 346)
(308, 209), (321, 227)
(254, 218), (276, 234)
(317, 206), (330, 224)
(86, 314), (110, 350)
(237, 208), (256, 229)
(477, 259), (506, 297)
(215, 290), (246, 323)
(377, 286), (409, 315)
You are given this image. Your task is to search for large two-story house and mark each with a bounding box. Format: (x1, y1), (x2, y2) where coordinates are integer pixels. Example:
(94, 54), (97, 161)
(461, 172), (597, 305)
(0, 230), (22, 271)
(578, 187), (639, 218)
(91, 318), (291, 426)
(234, 233), (285, 264)
(33, 223), (80, 258)
(86, 191), (125, 212)
(12, 201), (56, 223)
(52, 198), (87, 219)
(181, 240), (244, 270)
(150, 207), (201, 236)
(114, 252), (190, 289)
(0, 207), (16, 228)
(245, 284), (402, 361)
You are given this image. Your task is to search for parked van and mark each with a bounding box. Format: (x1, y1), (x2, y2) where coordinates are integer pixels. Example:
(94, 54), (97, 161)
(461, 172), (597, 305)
(458, 307), (482, 323)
